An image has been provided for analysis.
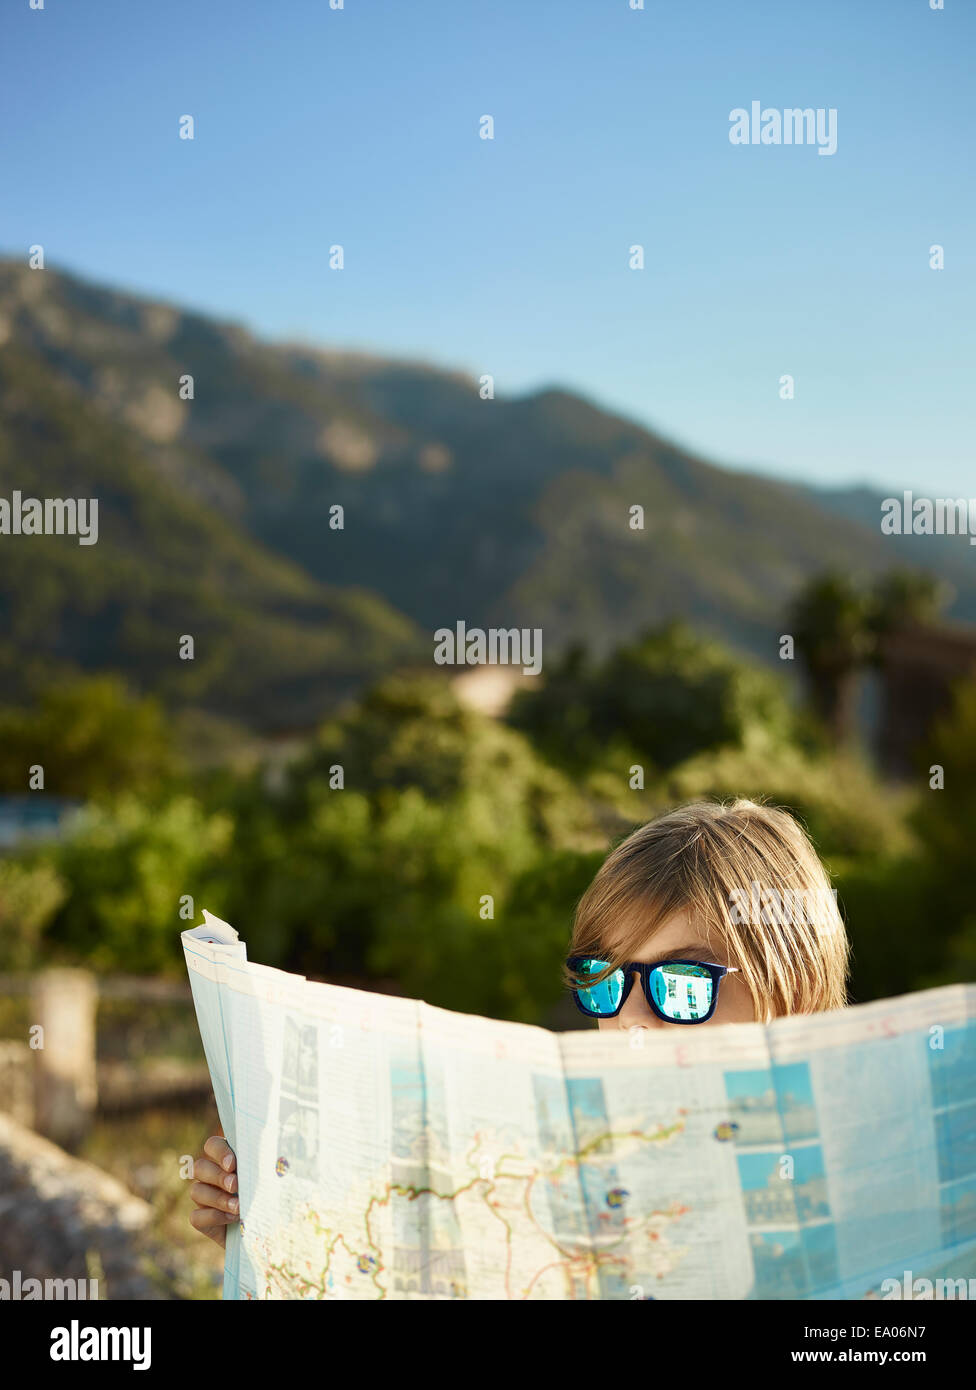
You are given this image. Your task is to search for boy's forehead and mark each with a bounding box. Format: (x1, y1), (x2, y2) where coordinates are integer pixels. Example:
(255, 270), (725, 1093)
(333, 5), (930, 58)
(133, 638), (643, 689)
(605, 906), (715, 960)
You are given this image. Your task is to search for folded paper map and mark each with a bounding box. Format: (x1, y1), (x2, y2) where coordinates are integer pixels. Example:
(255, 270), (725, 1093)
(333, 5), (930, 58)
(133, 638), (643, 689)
(183, 911), (976, 1301)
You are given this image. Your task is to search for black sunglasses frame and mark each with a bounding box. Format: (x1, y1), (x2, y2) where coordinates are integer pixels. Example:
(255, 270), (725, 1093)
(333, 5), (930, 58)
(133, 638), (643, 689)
(566, 955), (738, 1025)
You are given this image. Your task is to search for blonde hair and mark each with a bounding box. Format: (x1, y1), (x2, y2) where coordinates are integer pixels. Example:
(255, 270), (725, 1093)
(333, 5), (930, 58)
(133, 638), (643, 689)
(565, 799), (849, 1021)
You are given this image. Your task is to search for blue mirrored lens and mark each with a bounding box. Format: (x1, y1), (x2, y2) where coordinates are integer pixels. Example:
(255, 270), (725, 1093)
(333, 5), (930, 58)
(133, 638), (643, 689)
(575, 958), (624, 1016)
(650, 963), (713, 1021)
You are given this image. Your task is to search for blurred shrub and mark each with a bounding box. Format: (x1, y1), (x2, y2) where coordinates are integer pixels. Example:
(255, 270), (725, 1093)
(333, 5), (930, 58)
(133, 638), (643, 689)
(909, 677), (976, 869)
(366, 844), (604, 1022)
(39, 795), (232, 972)
(220, 675), (604, 1020)
(892, 675), (976, 990)
(832, 853), (937, 1003)
(0, 676), (179, 799)
(0, 859), (67, 969)
(5, 647), (972, 1015)
(299, 671), (601, 848)
(508, 623), (796, 777)
(664, 741), (916, 862)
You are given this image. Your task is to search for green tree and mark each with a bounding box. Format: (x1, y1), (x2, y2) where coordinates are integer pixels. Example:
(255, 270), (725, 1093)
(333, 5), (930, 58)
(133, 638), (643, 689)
(790, 574), (874, 743)
(0, 676), (179, 799)
(220, 673), (604, 1018)
(0, 860), (67, 969)
(509, 622), (795, 776)
(830, 675), (976, 1000)
(868, 570), (950, 644)
(40, 795), (233, 971)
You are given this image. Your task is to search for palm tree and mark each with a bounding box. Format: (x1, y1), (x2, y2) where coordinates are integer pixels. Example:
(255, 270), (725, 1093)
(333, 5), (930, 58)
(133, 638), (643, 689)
(790, 574), (873, 743)
(868, 570), (952, 651)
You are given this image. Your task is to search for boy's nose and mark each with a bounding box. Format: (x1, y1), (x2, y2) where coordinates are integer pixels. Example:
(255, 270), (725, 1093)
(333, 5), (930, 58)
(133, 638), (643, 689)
(616, 971), (669, 1030)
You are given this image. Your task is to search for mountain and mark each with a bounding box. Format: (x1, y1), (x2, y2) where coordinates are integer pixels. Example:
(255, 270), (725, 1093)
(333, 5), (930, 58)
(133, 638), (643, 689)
(0, 299), (422, 729)
(1, 257), (973, 724)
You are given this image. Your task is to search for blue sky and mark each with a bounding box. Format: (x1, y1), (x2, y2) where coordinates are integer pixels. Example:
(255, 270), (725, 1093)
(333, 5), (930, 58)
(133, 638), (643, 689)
(2, 0), (973, 494)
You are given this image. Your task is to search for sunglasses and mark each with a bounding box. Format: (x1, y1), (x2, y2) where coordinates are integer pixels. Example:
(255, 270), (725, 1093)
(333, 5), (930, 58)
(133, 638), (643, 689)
(567, 955), (739, 1025)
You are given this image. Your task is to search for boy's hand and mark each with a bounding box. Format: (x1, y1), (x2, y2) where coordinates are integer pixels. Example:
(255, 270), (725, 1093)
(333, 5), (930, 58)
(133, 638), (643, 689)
(189, 1135), (239, 1247)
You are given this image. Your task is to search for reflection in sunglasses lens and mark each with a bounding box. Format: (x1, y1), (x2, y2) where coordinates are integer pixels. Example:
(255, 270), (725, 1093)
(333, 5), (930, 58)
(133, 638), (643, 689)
(577, 958), (624, 1016)
(651, 963), (713, 1021)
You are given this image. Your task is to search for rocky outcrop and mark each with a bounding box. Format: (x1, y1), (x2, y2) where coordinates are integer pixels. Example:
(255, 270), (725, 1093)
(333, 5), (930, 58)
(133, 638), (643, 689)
(0, 1112), (163, 1300)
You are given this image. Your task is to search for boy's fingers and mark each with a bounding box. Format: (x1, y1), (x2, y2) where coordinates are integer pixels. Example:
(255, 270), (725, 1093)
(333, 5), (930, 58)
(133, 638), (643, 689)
(192, 1157), (237, 1192)
(203, 1135), (236, 1171)
(189, 1205), (231, 1246)
(190, 1141), (239, 1248)
(190, 1180), (240, 1215)
(189, 1203), (234, 1226)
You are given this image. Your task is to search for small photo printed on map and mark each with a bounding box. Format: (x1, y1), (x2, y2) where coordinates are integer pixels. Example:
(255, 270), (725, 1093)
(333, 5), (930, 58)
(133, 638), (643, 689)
(276, 1096), (320, 1179)
(723, 1062), (819, 1145)
(736, 1145), (830, 1226)
(281, 1016), (319, 1101)
(748, 1225), (839, 1299)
